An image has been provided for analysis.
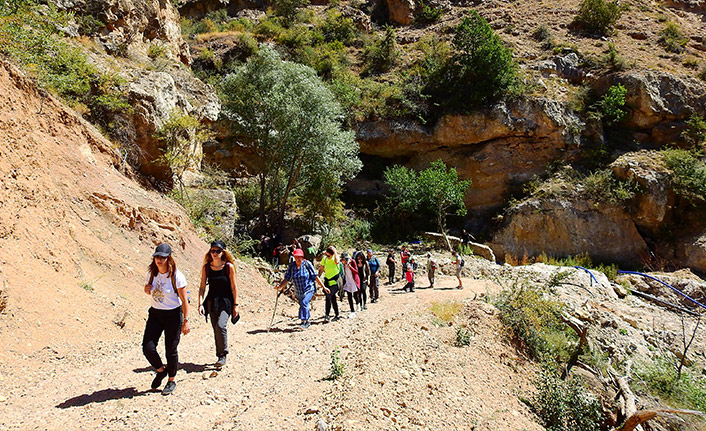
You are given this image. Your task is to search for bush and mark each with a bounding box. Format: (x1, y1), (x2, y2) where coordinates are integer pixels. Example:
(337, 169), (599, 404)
(320, 9), (357, 45)
(700, 67), (706, 82)
(596, 84), (627, 125)
(661, 148), (706, 203)
(637, 356), (706, 412)
(417, 1), (443, 24)
(147, 43), (169, 59)
(573, 0), (622, 36)
(659, 22), (689, 53)
(533, 24), (555, 49)
(603, 43), (626, 70)
(363, 25), (399, 74)
(272, 0), (310, 23)
(455, 325), (473, 346)
(682, 114), (706, 147)
(328, 348), (344, 380)
(428, 10), (517, 109)
(582, 168), (639, 203)
(533, 369), (603, 431)
(536, 252), (619, 281)
(430, 300), (462, 325)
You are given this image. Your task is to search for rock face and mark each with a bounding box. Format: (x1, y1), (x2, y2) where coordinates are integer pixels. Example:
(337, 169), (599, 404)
(356, 98), (584, 211)
(678, 232), (706, 276)
(54, 0), (191, 65)
(491, 197), (649, 267)
(386, 0), (415, 25)
(178, 0), (266, 19)
(186, 188), (238, 241)
(603, 71), (706, 144)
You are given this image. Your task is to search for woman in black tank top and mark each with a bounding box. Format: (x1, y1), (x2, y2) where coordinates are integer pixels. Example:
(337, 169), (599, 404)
(198, 240), (238, 368)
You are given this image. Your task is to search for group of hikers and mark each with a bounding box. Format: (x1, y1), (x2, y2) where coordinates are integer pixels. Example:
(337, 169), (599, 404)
(141, 239), (468, 395)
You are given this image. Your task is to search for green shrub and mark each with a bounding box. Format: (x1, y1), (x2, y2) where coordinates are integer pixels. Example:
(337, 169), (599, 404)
(582, 168), (639, 203)
(573, 0), (622, 36)
(147, 43), (169, 59)
(363, 25), (399, 74)
(276, 23), (318, 49)
(328, 348), (344, 380)
(320, 9), (357, 45)
(682, 114), (706, 147)
(428, 10), (517, 109)
(76, 14), (104, 35)
(417, 1), (443, 24)
(223, 17), (254, 32)
(272, 0), (310, 23)
(684, 56), (700, 70)
(603, 43), (626, 70)
(597, 84), (627, 125)
(430, 300), (462, 324)
(699, 67), (706, 82)
(636, 356), (706, 412)
(455, 325), (473, 346)
(533, 369), (603, 431)
(533, 24), (555, 49)
(297, 40), (349, 80)
(659, 22), (688, 53)
(495, 285), (575, 361)
(537, 252), (619, 281)
(255, 16), (285, 38)
(661, 148), (706, 203)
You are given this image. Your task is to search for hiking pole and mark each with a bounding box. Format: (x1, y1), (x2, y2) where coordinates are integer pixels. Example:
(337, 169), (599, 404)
(269, 288), (283, 332)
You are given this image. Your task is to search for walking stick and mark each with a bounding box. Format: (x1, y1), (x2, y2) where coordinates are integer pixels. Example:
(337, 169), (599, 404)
(269, 287), (284, 332)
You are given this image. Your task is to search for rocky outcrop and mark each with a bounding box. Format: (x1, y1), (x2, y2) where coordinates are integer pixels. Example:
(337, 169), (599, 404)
(356, 98), (584, 210)
(678, 231), (706, 275)
(54, 0), (192, 65)
(601, 71), (706, 144)
(662, 0), (706, 13)
(610, 151), (675, 235)
(386, 0), (415, 25)
(178, 0), (266, 19)
(491, 196), (649, 267)
(185, 188), (238, 241)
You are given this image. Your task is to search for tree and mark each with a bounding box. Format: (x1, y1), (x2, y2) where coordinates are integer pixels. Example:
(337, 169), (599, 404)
(573, 0), (622, 36)
(378, 160), (470, 247)
(426, 11), (516, 111)
(221, 45), (360, 231)
(155, 109), (214, 194)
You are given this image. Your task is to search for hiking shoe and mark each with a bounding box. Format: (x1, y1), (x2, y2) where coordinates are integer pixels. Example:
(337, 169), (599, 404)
(216, 356), (227, 367)
(363, 304), (367, 310)
(300, 321), (311, 330)
(324, 315), (330, 323)
(348, 312), (356, 319)
(410, 289), (415, 292)
(161, 381), (176, 395)
(151, 369), (168, 389)
(332, 315), (341, 322)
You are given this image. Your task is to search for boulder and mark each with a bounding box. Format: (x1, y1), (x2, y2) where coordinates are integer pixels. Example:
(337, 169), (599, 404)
(678, 231), (706, 276)
(536, 53), (584, 84)
(386, 0), (415, 26)
(178, 0), (267, 20)
(55, 0), (192, 65)
(356, 97), (584, 211)
(662, 0), (706, 13)
(491, 196), (649, 267)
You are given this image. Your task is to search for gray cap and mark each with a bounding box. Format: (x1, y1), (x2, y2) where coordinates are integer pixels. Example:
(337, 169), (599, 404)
(153, 243), (172, 257)
(340, 252), (350, 260)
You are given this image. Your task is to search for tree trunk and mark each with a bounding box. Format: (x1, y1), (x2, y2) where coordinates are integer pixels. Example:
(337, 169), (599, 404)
(278, 155), (304, 227)
(258, 172), (267, 228)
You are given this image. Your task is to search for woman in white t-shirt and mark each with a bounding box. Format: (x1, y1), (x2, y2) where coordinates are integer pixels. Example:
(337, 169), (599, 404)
(142, 243), (190, 395)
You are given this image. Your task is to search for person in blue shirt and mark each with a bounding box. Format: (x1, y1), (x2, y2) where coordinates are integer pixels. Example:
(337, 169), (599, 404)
(367, 249), (381, 303)
(276, 248), (325, 329)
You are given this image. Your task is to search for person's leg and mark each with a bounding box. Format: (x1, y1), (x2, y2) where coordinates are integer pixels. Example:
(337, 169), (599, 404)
(299, 289), (314, 322)
(163, 308), (182, 379)
(360, 283), (367, 309)
(370, 276), (378, 302)
(410, 279), (415, 292)
(142, 308), (164, 371)
(208, 305), (227, 359)
(390, 264), (395, 283)
(347, 291), (355, 312)
(330, 285), (339, 318)
(429, 268), (435, 288)
(456, 269), (463, 289)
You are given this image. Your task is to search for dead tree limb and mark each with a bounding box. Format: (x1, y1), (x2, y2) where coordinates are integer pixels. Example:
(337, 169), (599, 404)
(618, 409), (706, 431)
(560, 313), (588, 380)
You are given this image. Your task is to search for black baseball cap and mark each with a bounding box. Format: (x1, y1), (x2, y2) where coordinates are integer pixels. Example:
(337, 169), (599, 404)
(153, 243), (172, 257)
(210, 240), (227, 250)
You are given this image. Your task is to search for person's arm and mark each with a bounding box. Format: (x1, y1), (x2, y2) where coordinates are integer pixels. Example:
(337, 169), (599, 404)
(198, 265), (207, 315)
(276, 263), (292, 291)
(144, 273), (152, 294)
(228, 263), (238, 316)
(176, 277), (190, 335)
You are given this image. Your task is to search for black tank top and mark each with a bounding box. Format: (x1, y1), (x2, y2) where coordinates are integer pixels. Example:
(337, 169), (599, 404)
(206, 264), (233, 302)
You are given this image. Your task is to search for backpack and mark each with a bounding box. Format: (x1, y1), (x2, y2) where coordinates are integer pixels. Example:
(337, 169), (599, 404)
(460, 258), (465, 268)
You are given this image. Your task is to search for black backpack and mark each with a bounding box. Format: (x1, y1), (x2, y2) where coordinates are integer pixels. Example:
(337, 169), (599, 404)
(460, 258), (465, 268)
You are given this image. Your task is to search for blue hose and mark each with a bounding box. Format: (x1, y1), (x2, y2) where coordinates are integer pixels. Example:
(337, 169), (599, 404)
(617, 270), (706, 312)
(574, 266), (598, 286)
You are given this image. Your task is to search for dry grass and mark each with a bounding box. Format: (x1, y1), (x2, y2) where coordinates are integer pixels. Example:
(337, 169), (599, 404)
(429, 300), (463, 325)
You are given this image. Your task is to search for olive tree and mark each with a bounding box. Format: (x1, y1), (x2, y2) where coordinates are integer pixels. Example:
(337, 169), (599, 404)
(221, 45), (360, 230)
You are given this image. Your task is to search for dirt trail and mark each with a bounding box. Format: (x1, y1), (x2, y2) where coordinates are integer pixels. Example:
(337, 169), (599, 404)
(0, 275), (542, 431)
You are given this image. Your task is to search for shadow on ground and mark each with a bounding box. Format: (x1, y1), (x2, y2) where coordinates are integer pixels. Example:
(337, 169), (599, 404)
(56, 387), (151, 408)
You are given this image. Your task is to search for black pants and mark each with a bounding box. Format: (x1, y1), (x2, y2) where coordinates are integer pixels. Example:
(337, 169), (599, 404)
(325, 283), (340, 317)
(347, 291), (360, 312)
(142, 307), (182, 377)
(359, 281), (367, 307)
(387, 264), (395, 283)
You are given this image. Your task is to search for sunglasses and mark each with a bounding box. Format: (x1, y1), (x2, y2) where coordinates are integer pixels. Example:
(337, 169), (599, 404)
(210, 249), (223, 255)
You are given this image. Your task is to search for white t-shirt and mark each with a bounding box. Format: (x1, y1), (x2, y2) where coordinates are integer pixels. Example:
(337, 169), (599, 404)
(145, 270), (187, 310)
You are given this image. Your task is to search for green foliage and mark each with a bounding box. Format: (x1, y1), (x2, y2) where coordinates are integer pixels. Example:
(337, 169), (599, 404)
(537, 252), (619, 281)
(328, 348), (344, 380)
(297, 40), (349, 80)
(147, 43), (169, 59)
(75, 14), (104, 36)
(169, 188), (221, 238)
(596, 84), (627, 125)
(495, 285), (574, 362)
(533, 24), (555, 49)
(79, 280), (94, 292)
(0, 4), (131, 140)
(582, 168), (639, 203)
(0, 0), (34, 16)
(375, 160), (470, 241)
(682, 114), (706, 147)
(636, 356), (706, 412)
(700, 67), (706, 82)
(573, 0), (622, 36)
(602, 43), (626, 71)
(272, 0), (311, 23)
(428, 10), (517, 110)
(154, 110), (215, 190)
(220, 45), (361, 229)
(320, 9), (357, 45)
(533, 369), (603, 431)
(659, 22), (688, 54)
(417, 1), (443, 24)
(455, 325), (473, 346)
(363, 25), (399, 74)
(661, 148), (706, 203)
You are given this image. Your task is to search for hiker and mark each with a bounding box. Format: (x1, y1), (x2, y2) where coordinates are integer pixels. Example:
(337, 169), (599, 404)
(400, 245), (410, 271)
(340, 252), (360, 318)
(452, 251), (463, 289)
(386, 250), (396, 284)
(355, 251), (370, 311)
(367, 249), (380, 303)
(426, 252), (437, 288)
(305, 238), (317, 263)
(402, 256), (415, 292)
(272, 243), (283, 270)
(198, 240), (238, 368)
(142, 243), (189, 395)
(461, 229), (475, 248)
(276, 248), (324, 330)
(318, 246), (342, 322)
